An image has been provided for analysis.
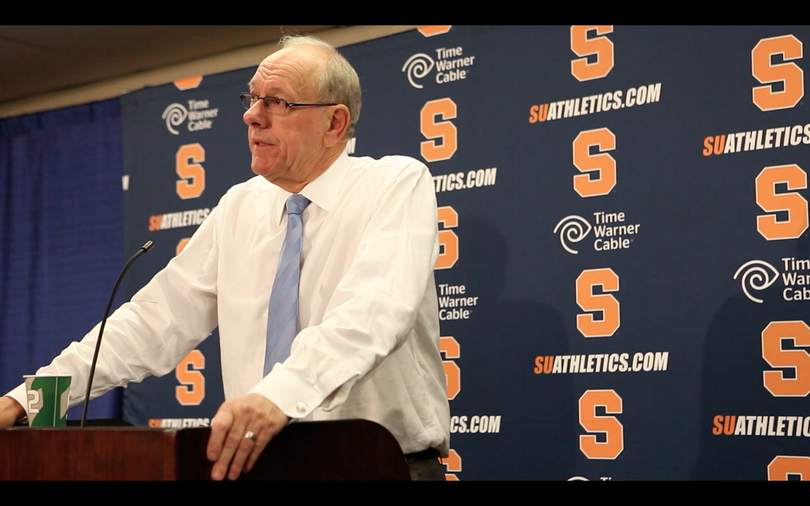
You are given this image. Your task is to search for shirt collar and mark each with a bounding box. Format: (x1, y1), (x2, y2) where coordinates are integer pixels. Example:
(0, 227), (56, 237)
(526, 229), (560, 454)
(271, 146), (350, 226)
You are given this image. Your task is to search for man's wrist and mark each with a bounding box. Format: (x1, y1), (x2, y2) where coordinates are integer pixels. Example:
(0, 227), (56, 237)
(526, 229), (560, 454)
(1, 396), (26, 425)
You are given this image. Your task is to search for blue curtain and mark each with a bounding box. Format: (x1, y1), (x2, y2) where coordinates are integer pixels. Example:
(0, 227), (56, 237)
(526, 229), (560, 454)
(0, 99), (125, 420)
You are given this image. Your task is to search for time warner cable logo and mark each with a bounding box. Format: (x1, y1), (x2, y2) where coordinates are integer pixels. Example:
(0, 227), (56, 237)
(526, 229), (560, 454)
(402, 53), (434, 89)
(734, 260), (779, 303)
(734, 257), (810, 303)
(402, 47), (476, 89)
(162, 103), (188, 134)
(554, 215), (592, 254)
(161, 100), (218, 134)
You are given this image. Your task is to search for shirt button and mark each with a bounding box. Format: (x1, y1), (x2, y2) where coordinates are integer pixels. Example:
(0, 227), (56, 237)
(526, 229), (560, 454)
(297, 402), (307, 413)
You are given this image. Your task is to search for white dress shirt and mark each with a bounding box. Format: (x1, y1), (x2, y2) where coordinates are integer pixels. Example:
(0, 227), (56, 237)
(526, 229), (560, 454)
(7, 149), (450, 456)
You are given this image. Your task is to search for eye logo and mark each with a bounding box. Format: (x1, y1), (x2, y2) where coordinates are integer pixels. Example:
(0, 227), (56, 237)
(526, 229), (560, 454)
(554, 215), (592, 254)
(734, 260), (779, 303)
(162, 103), (188, 135)
(402, 53), (435, 89)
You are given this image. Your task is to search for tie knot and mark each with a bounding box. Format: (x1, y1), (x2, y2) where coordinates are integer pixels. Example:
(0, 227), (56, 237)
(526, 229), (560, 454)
(286, 194), (310, 216)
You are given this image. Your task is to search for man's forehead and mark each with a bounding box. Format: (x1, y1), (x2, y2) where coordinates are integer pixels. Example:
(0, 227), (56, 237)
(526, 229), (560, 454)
(248, 70), (300, 98)
(249, 47), (325, 95)
(248, 78), (286, 94)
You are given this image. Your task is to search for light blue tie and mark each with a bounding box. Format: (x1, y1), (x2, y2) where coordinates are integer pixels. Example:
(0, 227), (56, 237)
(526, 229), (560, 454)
(264, 194), (310, 375)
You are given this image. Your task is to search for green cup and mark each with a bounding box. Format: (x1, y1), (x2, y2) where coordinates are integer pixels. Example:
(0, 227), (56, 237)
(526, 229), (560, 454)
(24, 375), (71, 427)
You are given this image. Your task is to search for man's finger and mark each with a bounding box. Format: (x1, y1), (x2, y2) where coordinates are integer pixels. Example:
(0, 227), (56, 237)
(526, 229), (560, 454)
(206, 408), (233, 462)
(245, 428), (273, 472)
(207, 394), (290, 479)
(214, 420), (250, 480)
(226, 427), (258, 480)
(209, 405), (251, 481)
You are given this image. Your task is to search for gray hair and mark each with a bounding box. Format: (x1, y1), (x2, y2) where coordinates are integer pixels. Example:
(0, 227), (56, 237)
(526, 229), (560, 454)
(279, 34), (361, 140)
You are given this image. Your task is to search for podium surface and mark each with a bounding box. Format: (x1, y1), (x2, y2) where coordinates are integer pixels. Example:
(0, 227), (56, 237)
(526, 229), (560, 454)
(0, 419), (410, 480)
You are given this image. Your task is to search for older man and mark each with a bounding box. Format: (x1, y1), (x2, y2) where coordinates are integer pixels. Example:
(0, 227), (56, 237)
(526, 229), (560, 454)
(0, 35), (450, 481)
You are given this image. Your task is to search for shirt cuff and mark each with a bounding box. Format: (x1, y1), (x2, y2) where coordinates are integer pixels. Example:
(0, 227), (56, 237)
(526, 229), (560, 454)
(5, 384), (29, 423)
(247, 361), (360, 419)
(248, 365), (324, 420)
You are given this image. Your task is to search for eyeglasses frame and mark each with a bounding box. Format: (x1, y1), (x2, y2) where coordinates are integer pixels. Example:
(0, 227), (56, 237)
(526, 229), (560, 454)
(240, 92), (337, 113)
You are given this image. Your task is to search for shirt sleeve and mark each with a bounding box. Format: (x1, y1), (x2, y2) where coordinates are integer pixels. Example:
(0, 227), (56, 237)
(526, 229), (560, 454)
(5, 202), (224, 418)
(249, 159), (440, 419)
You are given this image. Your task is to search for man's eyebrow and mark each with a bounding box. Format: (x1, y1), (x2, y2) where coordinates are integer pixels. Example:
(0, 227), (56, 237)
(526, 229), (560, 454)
(247, 80), (288, 94)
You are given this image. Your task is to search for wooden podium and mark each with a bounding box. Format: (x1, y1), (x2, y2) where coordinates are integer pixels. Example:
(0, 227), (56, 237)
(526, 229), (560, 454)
(0, 419), (410, 480)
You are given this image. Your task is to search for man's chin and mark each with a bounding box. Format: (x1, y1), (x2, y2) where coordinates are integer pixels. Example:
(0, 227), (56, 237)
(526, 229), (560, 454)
(251, 163), (276, 178)
(252, 166), (284, 186)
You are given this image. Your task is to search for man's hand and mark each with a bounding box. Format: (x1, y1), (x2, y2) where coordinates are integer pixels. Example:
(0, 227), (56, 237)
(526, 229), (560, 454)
(206, 393), (290, 481)
(0, 397), (25, 427)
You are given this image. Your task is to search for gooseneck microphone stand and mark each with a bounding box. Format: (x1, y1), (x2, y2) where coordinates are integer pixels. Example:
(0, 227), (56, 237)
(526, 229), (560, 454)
(80, 241), (154, 427)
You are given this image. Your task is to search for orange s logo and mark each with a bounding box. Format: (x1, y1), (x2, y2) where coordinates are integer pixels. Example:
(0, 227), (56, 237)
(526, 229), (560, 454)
(768, 456), (810, 480)
(440, 336), (461, 400)
(442, 449), (462, 481)
(418, 26), (452, 37)
(421, 98), (457, 162)
(576, 268), (620, 338)
(148, 215), (162, 231)
(752, 35), (804, 111)
(573, 128), (617, 198)
(762, 321), (810, 397)
(756, 164), (808, 241)
(436, 206), (459, 270)
(571, 25), (614, 81)
(579, 389), (623, 460)
(174, 76), (203, 90)
(175, 349), (205, 406)
(176, 143), (206, 200)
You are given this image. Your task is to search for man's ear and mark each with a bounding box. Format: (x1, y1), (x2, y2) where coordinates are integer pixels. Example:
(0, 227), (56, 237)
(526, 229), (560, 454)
(323, 105), (350, 147)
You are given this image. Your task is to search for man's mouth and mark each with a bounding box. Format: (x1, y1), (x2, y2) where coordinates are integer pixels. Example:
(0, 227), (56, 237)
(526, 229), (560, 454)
(253, 140), (275, 149)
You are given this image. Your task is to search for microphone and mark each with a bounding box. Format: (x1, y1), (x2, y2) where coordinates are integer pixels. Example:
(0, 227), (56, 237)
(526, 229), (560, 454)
(79, 241), (154, 427)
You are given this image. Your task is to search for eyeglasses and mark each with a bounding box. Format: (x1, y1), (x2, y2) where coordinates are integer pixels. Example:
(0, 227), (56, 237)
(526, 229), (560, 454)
(240, 92), (337, 115)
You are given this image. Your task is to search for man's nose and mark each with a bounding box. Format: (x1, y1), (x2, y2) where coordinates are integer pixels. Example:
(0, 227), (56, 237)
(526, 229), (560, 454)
(243, 101), (269, 127)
